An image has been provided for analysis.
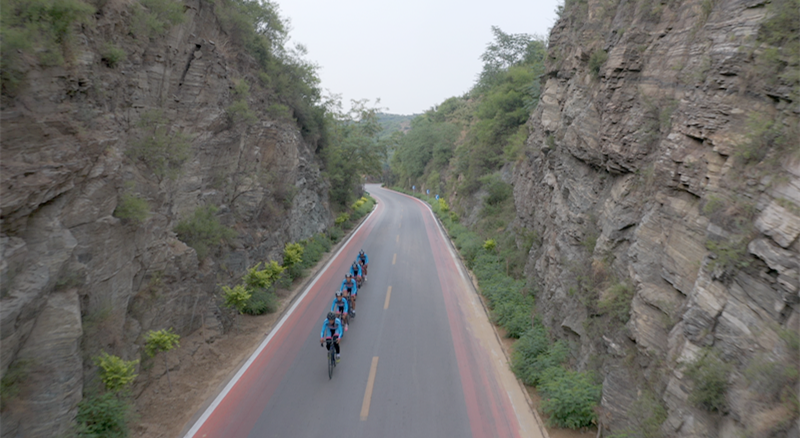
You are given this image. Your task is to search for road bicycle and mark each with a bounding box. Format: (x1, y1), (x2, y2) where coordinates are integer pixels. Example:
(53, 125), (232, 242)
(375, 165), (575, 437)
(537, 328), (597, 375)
(322, 336), (338, 379)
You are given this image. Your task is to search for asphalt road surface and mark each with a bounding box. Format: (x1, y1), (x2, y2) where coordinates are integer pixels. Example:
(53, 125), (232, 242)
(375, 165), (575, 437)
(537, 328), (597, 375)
(184, 185), (545, 438)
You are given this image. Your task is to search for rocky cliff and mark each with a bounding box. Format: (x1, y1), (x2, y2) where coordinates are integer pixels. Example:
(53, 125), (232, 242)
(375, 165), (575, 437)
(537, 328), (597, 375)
(514, 0), (798, 435)
(0, 0), (331, 435)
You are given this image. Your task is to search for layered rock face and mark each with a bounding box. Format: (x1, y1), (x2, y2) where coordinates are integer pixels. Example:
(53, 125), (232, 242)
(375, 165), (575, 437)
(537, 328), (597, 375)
(514, 0), (798, 435)
(0, 1), (330, 435)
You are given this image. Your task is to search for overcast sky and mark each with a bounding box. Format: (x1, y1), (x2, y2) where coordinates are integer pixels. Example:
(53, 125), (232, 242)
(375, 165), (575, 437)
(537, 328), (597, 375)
(275, 0), (562, 115)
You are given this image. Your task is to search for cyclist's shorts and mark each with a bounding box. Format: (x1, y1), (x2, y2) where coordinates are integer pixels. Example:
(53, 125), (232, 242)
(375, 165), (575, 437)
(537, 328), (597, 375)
(337, 305), (345, 313)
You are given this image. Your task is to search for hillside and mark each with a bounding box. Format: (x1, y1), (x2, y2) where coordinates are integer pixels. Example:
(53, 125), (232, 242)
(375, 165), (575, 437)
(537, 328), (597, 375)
(0, 0), (384, 435)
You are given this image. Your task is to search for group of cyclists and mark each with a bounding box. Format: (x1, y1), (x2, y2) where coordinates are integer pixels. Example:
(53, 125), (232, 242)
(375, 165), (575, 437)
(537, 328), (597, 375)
(320, 249), (369, 362)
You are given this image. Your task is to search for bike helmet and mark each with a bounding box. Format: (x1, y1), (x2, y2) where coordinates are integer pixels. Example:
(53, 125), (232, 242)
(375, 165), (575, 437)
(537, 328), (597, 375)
(346, 273), (352, 278)
(327, 312), (335, 320)
(359, 249), (364, 255)
(335, 291), (343, 297)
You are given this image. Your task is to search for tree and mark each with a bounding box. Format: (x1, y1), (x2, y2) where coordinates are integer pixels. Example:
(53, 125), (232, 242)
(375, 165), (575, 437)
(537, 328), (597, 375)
(321, 98), (388, 207)
(144, 329), (180, 392)
(475, 26), (546, 93)
(127, 110), (192, 182)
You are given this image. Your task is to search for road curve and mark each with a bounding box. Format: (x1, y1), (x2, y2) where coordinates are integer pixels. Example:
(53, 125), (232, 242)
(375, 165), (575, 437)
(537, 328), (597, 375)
(183, 184), (545, 438)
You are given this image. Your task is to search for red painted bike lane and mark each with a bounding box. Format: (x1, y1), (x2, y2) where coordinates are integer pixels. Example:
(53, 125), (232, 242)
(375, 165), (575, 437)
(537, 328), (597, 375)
(417, 198), (523, 438)
(187, 201), (383, 438)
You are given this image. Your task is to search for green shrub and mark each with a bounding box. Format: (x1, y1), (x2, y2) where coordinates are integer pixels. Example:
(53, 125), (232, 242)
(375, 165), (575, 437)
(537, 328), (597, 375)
(300, 234), (331, 266)
(735, 113), (789, 165)
(174, 205), (236, 260)
(75, 392), (131, 438)
(93, 352), (138, 394)
(705, 235), (751, 272)
(226, 99), (257, 124)
(100, 43), (126, 68)
(127, 110), (192, 181)
(283, 243), (303, 267)
(144, 328), (180, 358)
(222, 284), (251, 313)
(511, 326), (570, 386)
(684, 349), (732, 412)
(113, 193), (149, 223)
(491, 292), (533, 338)
(598, 282), (634, 324)
(352, 196), (375, 219)
(327, 226), (343, 243)
(335, 213), (350, 225)
(483, 239), (496, 251)
(540, 368), (602, 429)
(241, 288), (277, 315)
(243, 261), (284, 290)
(588, 49), (608, 77)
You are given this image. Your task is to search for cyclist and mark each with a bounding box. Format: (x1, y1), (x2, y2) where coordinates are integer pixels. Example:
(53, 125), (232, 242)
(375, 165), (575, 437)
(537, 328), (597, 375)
(340, 273), (358, 311)
(331, 291), (349, 330)
(350, 260), (363, 288)
(357, 249), (369, 281)
(319, 312), (342, 362)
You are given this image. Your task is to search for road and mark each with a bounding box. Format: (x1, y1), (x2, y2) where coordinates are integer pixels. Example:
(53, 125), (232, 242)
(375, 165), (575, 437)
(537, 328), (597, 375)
(184, 184), (545, 438)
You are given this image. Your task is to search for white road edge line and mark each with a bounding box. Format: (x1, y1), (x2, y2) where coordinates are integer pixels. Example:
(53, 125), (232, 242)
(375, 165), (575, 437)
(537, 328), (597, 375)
(183, 204), (379, 438)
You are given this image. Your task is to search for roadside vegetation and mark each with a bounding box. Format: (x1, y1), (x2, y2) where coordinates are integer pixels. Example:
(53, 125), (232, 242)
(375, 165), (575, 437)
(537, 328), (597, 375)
(221, 194), (376, 318)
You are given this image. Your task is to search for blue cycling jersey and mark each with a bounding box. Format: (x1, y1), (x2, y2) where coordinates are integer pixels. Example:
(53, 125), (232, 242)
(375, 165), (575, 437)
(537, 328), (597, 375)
(340, 278), (358, 295)
(358, 253), (369, 264)
(320, 317), (343, 339)
(349, 263), (362, 277)
(330, 297), (349, 314)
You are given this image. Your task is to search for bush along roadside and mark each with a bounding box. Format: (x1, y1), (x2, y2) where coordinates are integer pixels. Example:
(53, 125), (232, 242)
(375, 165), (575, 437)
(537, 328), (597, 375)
(220, 194), (377, 316)
(392, 187), (601, 429)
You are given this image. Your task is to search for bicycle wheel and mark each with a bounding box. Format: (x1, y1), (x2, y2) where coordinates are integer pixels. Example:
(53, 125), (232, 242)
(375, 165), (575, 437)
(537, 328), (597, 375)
(327, 343), (334, 379)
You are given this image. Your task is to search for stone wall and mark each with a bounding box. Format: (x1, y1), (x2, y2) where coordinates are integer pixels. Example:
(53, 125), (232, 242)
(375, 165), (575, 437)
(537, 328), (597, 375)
(0, 0), (331, 435)
(513, 0), (798, 435)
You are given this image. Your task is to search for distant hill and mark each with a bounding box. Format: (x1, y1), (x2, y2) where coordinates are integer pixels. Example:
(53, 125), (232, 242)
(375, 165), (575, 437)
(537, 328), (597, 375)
(377, 112), (418, 139)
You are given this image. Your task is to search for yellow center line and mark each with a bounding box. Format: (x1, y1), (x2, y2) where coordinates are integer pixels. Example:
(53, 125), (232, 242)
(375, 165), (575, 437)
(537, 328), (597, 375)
(360, 357), (379, 421)
(396, 235), (399, 243)
(384, 286), (392, 309)
(392, 253), (396, 265)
